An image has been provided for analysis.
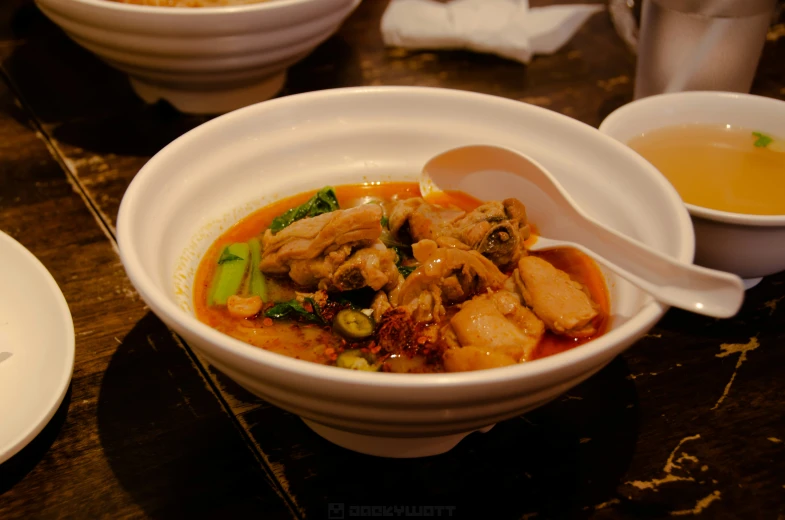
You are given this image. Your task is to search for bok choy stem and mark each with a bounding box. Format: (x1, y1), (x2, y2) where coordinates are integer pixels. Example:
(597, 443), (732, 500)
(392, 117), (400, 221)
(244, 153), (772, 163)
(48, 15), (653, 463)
(208, 243), (250, 306)
(247, 237), (268, 302)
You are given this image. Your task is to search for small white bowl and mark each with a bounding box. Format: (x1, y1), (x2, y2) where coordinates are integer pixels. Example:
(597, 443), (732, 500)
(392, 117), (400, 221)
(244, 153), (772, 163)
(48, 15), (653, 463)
(34, 0), (361, 114)
(599, 91), (785, 288)
(117, 86), (694, 457)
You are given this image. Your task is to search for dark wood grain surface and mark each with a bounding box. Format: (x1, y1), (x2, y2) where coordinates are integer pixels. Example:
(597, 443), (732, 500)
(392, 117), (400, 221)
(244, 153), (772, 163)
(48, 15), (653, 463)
(1, 0), (784, 518)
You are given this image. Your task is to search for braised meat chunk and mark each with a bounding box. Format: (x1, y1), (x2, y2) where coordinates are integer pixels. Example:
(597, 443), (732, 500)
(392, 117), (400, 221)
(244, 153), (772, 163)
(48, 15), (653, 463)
(331, 243), (400, 292)
(389, 198), (463, 242)
(443, 291), (545, 372)
(396, 245), (508, 322)
(515, 256), (599, 337)
(389, 197), (530, 266)
(261, 204), (399, 291)
(261, 204), (382, 269)
(450, 199), (530, 266)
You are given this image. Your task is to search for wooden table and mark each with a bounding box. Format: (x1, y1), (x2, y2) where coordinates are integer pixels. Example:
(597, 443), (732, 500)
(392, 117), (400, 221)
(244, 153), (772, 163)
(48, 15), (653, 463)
(1, 1), (783, 518)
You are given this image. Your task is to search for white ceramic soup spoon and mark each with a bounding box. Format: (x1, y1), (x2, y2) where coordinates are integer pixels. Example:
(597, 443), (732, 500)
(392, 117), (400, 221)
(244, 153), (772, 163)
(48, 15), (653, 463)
(419, 144), (745, 319)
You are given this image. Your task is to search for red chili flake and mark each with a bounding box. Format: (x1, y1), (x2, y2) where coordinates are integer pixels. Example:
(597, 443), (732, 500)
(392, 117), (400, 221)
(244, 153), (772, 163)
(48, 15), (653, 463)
(262, 318), (273, 327)
(360, 347), (370, 353)
(370, 345), (381, 354)
(324, 347), (335, 357)
(303, 302), (313, 313)
(375, 308), (417, 355)
(416, 336), (427, 345)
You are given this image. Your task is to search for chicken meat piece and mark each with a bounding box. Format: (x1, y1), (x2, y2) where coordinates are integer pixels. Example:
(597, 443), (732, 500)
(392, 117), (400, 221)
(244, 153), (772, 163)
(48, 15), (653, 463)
(515, 256), (599, 337)
(283, 241), (399, 292)
(286, 245), (352, 287)
(387, 197), (422, 236)
(390, 198), (464, 242)
(370, 291), (392, 323)
(388, 197), (530, 266)
(442, 291), (544, 372)
(331, 243), (400, 292)
(260, 204), (383, 273)
(397, 245), (507, 322)
(450, 199), (530, 266)
(444, 346), (523, 372)
(260, 205), (402, 291)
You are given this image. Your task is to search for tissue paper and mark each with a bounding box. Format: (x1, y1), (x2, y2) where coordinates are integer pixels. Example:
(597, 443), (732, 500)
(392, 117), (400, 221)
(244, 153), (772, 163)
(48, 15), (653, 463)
(381, 0), (605, 64)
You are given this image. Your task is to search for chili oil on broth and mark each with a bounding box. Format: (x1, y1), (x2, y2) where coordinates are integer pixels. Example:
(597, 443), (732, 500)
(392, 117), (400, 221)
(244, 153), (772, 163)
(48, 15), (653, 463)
(193, 182), (610, 371)
(627, 124), (785, 215)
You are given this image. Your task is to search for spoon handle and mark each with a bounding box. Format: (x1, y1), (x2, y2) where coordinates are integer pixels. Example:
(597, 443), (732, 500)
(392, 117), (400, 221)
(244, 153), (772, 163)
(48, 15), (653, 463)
(531, 227), (745, 318)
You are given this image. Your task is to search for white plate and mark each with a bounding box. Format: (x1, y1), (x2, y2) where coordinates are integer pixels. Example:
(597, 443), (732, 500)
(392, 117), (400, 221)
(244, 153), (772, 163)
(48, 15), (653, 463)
(0, 230), (74, 464)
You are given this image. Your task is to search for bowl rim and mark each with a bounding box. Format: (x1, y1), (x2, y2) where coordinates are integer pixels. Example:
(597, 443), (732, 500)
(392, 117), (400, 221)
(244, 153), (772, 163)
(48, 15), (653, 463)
(42, 0), (349, 16)
(117, 85), (695, 390)
(598, 90), (785, 227)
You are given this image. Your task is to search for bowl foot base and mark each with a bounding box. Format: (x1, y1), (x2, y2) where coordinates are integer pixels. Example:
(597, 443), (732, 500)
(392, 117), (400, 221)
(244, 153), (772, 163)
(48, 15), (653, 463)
(129, 72), (287, 115)
(301, 418), (495, 458)
(742, 277), (763, 290)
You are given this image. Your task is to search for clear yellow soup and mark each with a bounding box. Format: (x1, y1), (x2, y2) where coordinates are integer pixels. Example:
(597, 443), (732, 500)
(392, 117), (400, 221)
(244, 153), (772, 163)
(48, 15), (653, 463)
(627, 124), (785, 215)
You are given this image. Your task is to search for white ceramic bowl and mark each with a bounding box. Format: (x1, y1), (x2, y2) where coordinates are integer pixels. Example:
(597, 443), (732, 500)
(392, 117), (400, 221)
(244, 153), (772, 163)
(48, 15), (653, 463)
(117, 86), (694, 458)
(34, 0), (361, 114)
(599, 91), (785, 288)
(0, 231), (74, 464)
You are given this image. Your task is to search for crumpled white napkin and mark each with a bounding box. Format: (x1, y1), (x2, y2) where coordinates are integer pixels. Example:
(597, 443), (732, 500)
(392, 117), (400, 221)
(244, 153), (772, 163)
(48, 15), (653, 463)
(381, 0), (605, 64)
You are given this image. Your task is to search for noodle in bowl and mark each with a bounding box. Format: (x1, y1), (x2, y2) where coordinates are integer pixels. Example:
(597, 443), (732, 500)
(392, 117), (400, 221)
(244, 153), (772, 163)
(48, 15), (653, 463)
(116, 86), (695, 457)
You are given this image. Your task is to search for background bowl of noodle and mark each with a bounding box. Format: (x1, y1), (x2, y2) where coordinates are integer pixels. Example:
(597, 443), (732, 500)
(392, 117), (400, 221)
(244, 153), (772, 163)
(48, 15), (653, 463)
(34, 0), (361, 114)
(117, 86), (695, 458)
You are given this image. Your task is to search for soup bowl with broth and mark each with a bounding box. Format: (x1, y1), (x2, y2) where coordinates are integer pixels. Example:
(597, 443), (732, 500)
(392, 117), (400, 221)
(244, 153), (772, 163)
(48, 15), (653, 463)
(117, 86), (695, 457)
(599, 91), (785, 287)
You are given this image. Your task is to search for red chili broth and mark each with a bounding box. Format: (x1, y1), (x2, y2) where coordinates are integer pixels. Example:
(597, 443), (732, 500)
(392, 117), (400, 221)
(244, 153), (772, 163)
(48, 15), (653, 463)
(193, 182), (610, 365)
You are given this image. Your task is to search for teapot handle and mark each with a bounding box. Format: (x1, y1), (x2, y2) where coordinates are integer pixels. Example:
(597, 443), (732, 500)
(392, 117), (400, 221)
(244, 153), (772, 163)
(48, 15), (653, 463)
(608, 0), (639, 55)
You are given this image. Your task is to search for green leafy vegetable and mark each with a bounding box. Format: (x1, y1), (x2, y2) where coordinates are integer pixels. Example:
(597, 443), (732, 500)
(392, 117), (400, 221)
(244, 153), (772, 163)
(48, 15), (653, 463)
(218, 250), (243, 264)
(304, 297), (324, 322)
(209, 243), (250, 306)
(391, 246), (417, 279)
(247, 238), (268, 302)
(264, 298), (324, 324)
(380, 216), (389, 228)
(330, 295), (356, 309)
(397, 265), (417, 278)
(269, 186), (339, 234)
(752, 132), (773, 148)
(380, 232), (410, 250)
